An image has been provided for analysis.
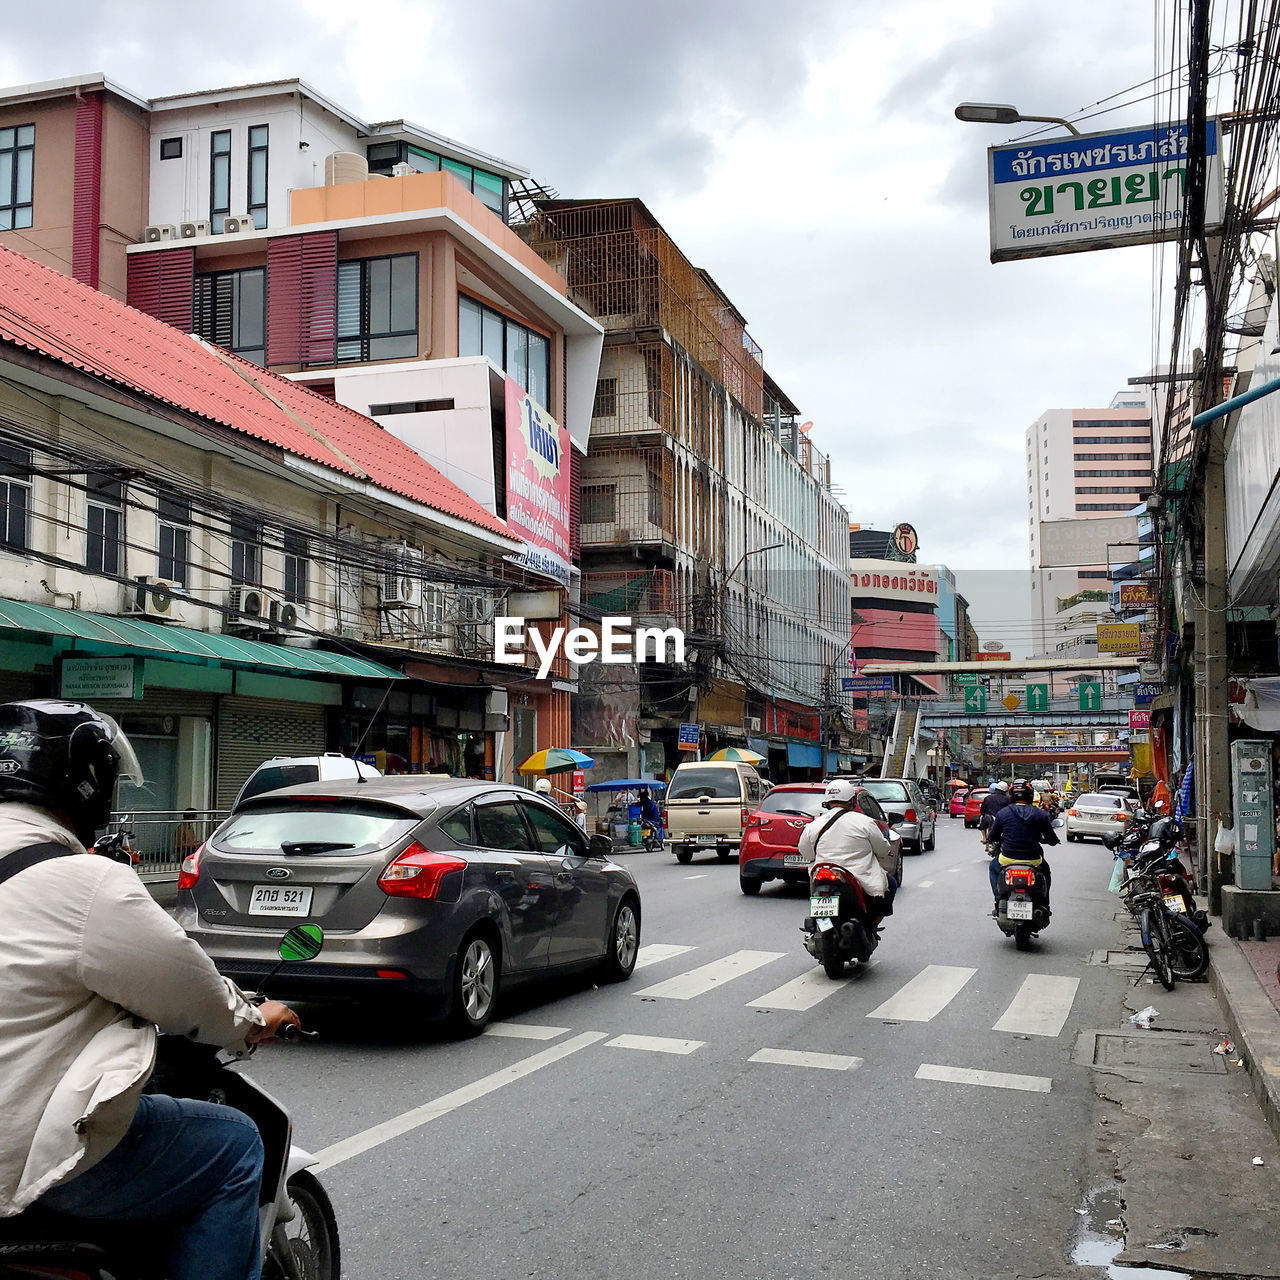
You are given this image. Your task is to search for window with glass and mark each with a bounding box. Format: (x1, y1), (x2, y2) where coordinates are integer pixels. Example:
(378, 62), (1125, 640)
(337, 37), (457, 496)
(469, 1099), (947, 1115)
(247, 125), (268, 229)
(457, 295), (550, 407)
(283, 530), (309, 603)
(85, 473), (124, 576)
(365, 140), (506, 216)
(336, 254), (418, 362)
(210, 130), (231, 233)
(0, 442), (32, 550)
(0, 124), (34, 230)
(159, 137), (182, 160)
(194, 268), (266, 364)
(157, 492), (191, 586)
(229, 517), (260, 585)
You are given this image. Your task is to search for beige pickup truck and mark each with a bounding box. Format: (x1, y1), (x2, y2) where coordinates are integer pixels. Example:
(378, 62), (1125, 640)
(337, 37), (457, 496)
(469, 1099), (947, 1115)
(664, 760), (765, 864)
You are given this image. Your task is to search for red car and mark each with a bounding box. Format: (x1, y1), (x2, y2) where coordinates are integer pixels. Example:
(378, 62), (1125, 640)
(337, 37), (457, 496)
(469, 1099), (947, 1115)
(738, 783), (903, 895)
(948, 787), (971, 818)
(963, 788), (990, 829)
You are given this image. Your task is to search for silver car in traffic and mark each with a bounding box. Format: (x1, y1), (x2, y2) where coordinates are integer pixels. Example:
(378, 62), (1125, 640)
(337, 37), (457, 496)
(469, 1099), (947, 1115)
(1064, 791), (1134, 842)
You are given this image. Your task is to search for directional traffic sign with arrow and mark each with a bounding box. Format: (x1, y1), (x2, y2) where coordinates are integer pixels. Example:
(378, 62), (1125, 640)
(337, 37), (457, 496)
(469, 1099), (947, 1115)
(1078, 681), (1102, 712)
(963, 685), (987, 713)
(1026, 682), (1050, 712)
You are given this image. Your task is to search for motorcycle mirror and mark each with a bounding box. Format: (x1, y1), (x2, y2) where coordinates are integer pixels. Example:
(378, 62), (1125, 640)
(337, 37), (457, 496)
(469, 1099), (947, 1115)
(278, 923), (324, 962)
(1051, 818), (1065, 829)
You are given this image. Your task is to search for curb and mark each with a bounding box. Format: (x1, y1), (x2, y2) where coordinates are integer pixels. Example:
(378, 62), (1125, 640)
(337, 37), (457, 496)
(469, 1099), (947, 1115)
(1208, 932), (1280, 1144)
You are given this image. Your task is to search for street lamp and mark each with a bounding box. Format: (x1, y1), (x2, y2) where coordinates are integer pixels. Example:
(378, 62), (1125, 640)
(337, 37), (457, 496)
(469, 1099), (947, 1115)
(954, 102), (1082, 137)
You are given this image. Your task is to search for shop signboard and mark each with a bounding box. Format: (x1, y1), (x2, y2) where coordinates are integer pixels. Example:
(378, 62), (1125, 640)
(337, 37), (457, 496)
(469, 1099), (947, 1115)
(1096, 623), (1141, 654)
(988, 120), (1223, 263)
(976, 651), (1011, 662)
(572, 769), (586, 794)
(1118, 582), (1156, 609)
(1134, 681), (1161, 706)
(59, 656), (139, 700)
(677, 722), (701, 752)
(848, 560), (940, 604)
(846, 676), (892, 692)
(505, 377), (571, 590)
(1129, 709), (1151, 731)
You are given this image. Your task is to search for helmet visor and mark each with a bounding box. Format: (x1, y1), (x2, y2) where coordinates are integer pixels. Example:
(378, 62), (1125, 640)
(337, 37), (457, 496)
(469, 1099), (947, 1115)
(98, 712), (144, 787)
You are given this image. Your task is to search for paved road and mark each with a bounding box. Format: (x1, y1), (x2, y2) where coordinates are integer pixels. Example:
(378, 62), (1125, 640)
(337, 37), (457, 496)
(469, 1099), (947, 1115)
(248, 815), (1139, 1278)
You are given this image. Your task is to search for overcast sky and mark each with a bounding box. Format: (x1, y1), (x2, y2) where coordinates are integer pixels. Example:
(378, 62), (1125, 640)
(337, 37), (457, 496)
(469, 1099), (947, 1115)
(2, 0), (1176, 644)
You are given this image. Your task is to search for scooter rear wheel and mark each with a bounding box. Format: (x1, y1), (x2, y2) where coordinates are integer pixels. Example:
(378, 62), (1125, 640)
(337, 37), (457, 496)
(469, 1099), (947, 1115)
(820, 930), (845, 978)
(1013, 923), (1034, 951)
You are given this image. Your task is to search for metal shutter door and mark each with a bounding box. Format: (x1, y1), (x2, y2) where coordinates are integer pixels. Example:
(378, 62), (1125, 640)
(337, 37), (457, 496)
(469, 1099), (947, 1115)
(215, 696), (327, 810)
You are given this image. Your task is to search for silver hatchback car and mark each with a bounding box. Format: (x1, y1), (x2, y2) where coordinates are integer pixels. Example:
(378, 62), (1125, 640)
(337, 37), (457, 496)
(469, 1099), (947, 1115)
(176, 778), (642, 1034)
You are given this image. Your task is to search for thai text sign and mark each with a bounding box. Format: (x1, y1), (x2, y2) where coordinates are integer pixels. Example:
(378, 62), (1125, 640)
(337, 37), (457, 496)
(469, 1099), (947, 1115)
(846, 676), (893, 692)
(988, 120), (1223, 263)
(1134, 681), (1161, 706)
(849, 560), (939, 604)
(976, 651), (1011, 662)
(677, 722), (701, 752)
(1130, 709), (1151, 731)
(60, 657), (138, 700)
(505, 377), (571, 590)
(1118, 581), (1156, 609)
(1097, 622), (1141, 654)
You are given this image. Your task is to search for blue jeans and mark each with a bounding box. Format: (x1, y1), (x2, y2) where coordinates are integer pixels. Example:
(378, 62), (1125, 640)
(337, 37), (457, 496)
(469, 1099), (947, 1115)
(38, 1093), (264, 1280)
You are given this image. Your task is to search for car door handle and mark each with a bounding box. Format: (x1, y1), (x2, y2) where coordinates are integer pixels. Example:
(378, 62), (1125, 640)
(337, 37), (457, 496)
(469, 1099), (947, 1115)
(493, 869), (516, 883)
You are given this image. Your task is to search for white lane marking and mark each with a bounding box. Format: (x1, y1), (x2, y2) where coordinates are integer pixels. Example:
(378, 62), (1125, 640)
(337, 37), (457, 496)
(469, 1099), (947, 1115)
(634, 943), (695, 970)
(972, 856), (989, 864)
(918, 880), (935, 888)
(992, 974), (1081, 1038)
(483, 1022), (569, 1041)
(750, 1047), (863, 1072)
(311, 1031), (607, 1171)
(684, 874), (709, 880)
(916, 1063), (1051, 1093)
(866, 964), (976, 1023)
(635, 949), (785, 1000)
(947, 866), (961, 873)
(606, 1034), (704, 1055)
(748, 968), (848, 1011)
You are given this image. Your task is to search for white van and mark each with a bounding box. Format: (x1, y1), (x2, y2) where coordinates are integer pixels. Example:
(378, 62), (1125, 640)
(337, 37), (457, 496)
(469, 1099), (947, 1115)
(232, 753), (381, 810)
(664, 760), (765, 864)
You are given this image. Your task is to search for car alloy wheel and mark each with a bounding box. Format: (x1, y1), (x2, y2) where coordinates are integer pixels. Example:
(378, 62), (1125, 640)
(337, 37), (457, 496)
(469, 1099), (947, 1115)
(454, 934), (499, 1034)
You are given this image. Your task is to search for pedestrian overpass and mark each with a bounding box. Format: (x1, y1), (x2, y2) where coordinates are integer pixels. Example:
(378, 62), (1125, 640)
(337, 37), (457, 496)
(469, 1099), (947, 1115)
(917, 697), (1131, 731)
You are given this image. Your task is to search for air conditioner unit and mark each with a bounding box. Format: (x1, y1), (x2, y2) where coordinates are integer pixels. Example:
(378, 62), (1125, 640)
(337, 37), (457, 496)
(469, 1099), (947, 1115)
(382, 547), (423, 608)
(746, 717), (762, 733)
(143, 224), (177, 243)
(179, 220), (210, 239)
(276, 601), (310, 632)
(228, 586), (271, 627)
(391, 162), (414, 177)
(130, 576), (182, 619)
(222, 214), (255, 235)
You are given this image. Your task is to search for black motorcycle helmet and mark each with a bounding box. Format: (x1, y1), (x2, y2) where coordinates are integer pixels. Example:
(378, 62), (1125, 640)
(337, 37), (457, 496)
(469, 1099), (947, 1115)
(1150, 815), (1183, 843)
(0, 700), (144, 845)
(1010, 778), (1035, 803)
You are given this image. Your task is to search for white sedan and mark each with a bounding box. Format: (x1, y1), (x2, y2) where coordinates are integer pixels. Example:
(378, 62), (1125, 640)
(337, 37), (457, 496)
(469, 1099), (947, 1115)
(1064, 792), (1133, 842)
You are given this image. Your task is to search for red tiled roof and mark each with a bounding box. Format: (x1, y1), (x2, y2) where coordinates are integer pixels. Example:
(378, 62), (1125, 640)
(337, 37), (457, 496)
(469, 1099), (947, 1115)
(0, 246), (512, 541)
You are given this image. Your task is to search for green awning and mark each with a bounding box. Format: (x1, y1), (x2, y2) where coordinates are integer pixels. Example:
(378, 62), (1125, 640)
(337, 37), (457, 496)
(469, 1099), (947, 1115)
(0, 597), (404, 681)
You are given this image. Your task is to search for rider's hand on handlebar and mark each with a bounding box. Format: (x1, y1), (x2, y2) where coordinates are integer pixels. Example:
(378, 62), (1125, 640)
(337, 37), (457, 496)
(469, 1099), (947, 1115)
(247, 1000), (301, 1045)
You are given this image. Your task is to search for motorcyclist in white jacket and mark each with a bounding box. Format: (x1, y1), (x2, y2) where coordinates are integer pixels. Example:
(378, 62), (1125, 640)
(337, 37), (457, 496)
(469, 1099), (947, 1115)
(798, 778), (895, 909)
(0, 700), (299, 1280)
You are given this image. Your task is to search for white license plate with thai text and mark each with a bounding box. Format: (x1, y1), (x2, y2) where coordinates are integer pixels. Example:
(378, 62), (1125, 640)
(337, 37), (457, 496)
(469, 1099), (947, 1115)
(248, 885), (313, 917)
(784, 853), (805, 866)
(1006, 898), (1033, 921)
(1163, 894), (1186, 913)
(695, 835), (719, 845)
(811, 896), (839, 918)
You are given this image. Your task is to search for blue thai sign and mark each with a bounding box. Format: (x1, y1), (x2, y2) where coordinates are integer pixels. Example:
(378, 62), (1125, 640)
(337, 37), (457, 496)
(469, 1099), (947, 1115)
(677, 722), (701, 751)
(846, 676), (893, 692)
(988, 120), (1223, 263)
(1133, 681), (1161, 706)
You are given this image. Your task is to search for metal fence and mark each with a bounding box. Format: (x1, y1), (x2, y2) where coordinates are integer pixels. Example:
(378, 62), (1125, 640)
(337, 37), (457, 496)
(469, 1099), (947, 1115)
(107, 809), (229, 875)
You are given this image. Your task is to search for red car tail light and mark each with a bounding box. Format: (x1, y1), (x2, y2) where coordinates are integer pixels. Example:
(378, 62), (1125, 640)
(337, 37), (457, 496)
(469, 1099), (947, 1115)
(903, 808), (917, 824)
(661, 809), (668, 828)
(177, 843), (203, 891)
(1067, 808), (1079, 817)
(1114, 813), (1128, 823)
(745, 813), (767, 828)
(1004, 866), (1036, 887)
(742, 805), (750, 827)
(378, 842), (467, 900)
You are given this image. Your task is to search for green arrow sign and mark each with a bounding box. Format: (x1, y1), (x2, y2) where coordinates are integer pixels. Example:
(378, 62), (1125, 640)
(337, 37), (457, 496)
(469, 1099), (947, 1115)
(1026, 682), (1050, 712)
(1078, 681), (1102, 711)
(963, 685), (987, 712)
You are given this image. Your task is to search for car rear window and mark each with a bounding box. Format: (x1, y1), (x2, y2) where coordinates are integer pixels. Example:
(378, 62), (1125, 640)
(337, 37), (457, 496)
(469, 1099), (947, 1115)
(217, 801), (419, 854)
(238, 764), (320, 804)
(1078, 793), (1123, 809)
(759, 790), (824, 817)
(859, 781), (910, 805)
(668, 768), (743, 800)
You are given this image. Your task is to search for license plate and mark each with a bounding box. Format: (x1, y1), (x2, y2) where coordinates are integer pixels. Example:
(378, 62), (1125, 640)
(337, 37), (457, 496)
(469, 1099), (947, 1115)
(810, 895), (839, 918)
(695, 835), (719, 845)
(1163, 894), (1186, 913)
(248, 884), (313, 917)
(783, 853), (805, 866)
(1006, 898), (1033, 921)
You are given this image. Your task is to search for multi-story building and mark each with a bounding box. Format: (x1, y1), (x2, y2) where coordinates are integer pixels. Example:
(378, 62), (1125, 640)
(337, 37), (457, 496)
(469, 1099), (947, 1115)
(1026, 395), (1154, 671)
(521, 199), (851, 781)
(0, 73), (607, 775)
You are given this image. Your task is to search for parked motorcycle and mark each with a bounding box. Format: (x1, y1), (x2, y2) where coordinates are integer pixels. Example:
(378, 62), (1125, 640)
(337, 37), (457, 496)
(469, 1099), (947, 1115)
(801, 861), (883, 977)
(89, 819), (138, 867)
(0, 924), (340, 1280)
(990, 816), (1063, 950)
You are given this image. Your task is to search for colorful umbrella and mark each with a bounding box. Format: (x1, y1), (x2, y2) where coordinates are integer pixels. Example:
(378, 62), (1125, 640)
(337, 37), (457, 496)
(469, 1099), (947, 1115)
(705, 747), (766, 765)
(517, 748), (596, 776)
(946, 778), (969, 788)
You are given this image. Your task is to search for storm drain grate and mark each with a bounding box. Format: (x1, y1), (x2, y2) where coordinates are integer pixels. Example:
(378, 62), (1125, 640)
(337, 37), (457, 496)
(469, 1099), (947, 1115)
(1090, 1032), (1227, 1074)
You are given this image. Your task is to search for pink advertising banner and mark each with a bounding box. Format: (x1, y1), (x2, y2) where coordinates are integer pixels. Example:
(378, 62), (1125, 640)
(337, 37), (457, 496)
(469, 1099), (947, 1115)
(504, 377), (571, 590)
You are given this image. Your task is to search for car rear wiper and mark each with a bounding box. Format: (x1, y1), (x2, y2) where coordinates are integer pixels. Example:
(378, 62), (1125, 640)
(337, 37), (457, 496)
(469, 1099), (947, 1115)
(772, 808), (813, 817)
(279, 841), (357, 855)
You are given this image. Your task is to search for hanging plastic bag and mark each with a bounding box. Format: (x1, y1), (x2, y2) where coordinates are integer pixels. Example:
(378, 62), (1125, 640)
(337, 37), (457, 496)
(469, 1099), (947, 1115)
(1108, 856), (1129, 893)
(1214, 821), (1235, 856)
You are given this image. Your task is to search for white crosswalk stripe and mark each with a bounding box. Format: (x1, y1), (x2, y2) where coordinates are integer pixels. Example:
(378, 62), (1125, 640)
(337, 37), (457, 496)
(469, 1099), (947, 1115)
(918, 880), (935, 888)
(748, 968), (848, 1011)
(916, 1063), (1051, 1093)
(992, 975), (1080, 1037)
(750, 1048), (862, 1072)
(635, 949), (785, 1000)
(606, 1034), (704, 1055)
(866, 964), (976, 1023)
(483, 1022), (569, 1041)
(634, 943), (696, 970)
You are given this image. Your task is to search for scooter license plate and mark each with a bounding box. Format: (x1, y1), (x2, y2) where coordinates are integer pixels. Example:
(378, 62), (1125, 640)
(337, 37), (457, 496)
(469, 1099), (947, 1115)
(1006, 898), (1034, 922)
(248, 885), (313, 916)
(1163, 894), (1186, 913)
(811, 895), (839, 918)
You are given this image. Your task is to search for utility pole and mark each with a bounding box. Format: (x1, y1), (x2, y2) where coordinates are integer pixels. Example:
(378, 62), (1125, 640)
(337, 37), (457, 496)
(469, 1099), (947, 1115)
(1199, 410), (1229, 911)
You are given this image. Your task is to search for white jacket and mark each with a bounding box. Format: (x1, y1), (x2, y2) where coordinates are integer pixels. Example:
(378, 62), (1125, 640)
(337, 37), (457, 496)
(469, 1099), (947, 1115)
(797, 807), (891, 899)
(0, 804), (264, 1216)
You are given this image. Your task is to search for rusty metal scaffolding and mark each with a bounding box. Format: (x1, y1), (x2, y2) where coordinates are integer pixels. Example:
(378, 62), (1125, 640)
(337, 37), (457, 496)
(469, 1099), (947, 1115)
(525, 200), (764, 419)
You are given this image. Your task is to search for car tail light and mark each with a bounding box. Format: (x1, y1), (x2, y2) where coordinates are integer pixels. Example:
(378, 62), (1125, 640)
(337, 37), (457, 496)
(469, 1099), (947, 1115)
(1004, 866), (1036, 886)
(661, 809), (668, 828)
(1067, 808), (1078, 817)
(904, 808), (917, 824)
(812, 865), (844, 885)
(745, 813), (766, 828)
(742, 805), (750, 827)
(1114, 813), (1128, 823)
(177, 843), (203, 891)
(376, 969), (408, 979)
(378, 842), (467, 900)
